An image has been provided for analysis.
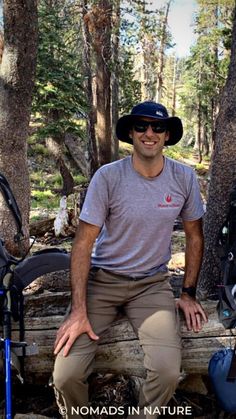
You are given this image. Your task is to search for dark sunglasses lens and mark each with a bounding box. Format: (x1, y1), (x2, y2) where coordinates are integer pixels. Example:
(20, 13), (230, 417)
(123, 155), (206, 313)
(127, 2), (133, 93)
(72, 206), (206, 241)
(133, 122), (166, 133)
(151, 124), (166, 133)
(133, 123), (148, 132)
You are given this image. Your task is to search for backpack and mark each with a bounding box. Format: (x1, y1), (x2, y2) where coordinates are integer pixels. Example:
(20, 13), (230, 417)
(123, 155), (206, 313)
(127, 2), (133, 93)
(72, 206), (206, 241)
(0, 172), (24, 243)
(217, 183), (236, 329)
(208, 344), (236, 412)
(0, 173), (25, 322)
(208, 185), (236, 413)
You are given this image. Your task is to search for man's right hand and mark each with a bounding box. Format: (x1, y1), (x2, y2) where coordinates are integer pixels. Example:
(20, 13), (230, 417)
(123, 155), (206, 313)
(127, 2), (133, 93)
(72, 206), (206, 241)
(54, 311), (99, 357)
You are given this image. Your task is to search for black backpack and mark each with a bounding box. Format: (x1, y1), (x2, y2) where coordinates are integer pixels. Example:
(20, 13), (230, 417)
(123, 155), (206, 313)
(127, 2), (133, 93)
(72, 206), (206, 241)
(0, 173), (25, 321)
(0, 173), (24, 243)
(208, 184), (236, 413)
(217, 183), (236, 328)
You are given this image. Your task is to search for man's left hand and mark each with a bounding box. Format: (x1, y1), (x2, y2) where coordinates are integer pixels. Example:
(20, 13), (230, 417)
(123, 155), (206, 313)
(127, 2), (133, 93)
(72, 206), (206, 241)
(176, 293), (208, 332)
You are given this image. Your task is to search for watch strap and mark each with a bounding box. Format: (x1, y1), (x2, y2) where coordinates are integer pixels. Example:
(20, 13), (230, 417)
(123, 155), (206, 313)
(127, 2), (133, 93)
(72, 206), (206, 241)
(182, 286), (196, 298)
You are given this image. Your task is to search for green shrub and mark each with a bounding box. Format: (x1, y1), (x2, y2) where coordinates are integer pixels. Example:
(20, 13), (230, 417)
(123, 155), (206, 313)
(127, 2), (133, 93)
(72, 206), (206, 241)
(31, 189), (58, 209)
(33, 144), (50, 156)
(74, 175), (88, 185)
(164, 145), (193, 161)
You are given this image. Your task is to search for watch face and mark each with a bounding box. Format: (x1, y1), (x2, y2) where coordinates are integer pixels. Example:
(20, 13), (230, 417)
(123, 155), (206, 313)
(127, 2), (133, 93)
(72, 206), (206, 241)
(182, 287), (196, 298)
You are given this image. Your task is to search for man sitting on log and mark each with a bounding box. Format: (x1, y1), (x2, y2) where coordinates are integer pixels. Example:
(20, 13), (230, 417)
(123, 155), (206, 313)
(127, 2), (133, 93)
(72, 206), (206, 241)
(53, 101), (208, 419)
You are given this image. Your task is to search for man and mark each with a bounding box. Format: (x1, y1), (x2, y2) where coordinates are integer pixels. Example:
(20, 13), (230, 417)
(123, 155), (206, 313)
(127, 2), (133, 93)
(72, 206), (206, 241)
(53, 101), (207, 419)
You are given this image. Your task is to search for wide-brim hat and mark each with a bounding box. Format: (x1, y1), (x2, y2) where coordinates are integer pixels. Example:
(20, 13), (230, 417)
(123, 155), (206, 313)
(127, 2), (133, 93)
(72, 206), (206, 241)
(116, 101), (183, 146)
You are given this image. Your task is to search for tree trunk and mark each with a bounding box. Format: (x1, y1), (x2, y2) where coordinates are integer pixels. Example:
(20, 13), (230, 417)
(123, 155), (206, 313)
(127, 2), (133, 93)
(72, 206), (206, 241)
(197, 97), (202, 163)
(171, 56), (177, 116)
(83, 0), (112, 168)
(82, 0), (99, 178)
(111, 0), (120, 161)
(210, 98), (217, 152)
(64, 133), (89, 177)
(198, 8), (236, 297)
(155, 0), (171, 102)
(202, 120), (210, 157)
(0, 0), (38, 254)
(45, 107), (75, 196)
(95, 0), (112, 166)
(202, 105), (210, 156)
(46, 137), (74, 197)
(210, 5), (219, 153)
(139, 1), (148, 101)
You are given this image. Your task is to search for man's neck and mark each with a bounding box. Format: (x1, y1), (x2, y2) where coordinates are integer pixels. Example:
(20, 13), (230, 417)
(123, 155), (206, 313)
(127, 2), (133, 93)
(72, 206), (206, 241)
(132, 154), (165, 178)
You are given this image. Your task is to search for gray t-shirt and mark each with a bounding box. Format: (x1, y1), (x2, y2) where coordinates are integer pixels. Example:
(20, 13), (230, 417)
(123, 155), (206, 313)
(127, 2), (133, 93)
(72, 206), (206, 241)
(80, 156), (204, 278)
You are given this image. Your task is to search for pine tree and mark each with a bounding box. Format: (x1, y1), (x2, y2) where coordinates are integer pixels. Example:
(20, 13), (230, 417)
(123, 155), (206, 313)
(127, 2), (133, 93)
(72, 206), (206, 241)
(33, 0), (88, 192)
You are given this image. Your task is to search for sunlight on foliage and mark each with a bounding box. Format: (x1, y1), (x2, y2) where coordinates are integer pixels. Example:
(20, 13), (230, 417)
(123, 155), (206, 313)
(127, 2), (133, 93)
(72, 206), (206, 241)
(164, 145), (193, 161)
(33, 144), (50, 156)
(74, 175), (88, 185)
(119, 141), (133, 157)
(31, 189), (58, 209)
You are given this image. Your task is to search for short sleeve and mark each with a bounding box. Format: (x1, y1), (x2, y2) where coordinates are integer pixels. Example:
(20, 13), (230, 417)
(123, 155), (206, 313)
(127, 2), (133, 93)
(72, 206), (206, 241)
(180, 171), (205, 221)
(79, 170), (109, 227)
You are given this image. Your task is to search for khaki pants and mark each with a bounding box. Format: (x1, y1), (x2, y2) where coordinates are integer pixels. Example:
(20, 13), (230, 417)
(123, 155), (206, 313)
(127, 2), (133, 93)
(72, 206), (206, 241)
(53, 269), (182, 419)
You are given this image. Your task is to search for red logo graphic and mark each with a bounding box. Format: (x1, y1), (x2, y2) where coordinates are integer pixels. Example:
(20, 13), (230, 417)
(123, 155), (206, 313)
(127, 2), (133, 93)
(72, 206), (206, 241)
(158, 193), (180, 208)
(165, 194), (172, 203)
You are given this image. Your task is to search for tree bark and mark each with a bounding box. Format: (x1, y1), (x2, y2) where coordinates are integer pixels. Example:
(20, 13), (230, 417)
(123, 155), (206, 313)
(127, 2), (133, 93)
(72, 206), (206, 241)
(45, 106), (75, 197)
(198, 8), (236, 297)
(0, 0), (38, 254)
(210, 5), (220, 152)
(82, 0), (99, 178)
(197, 96), (203, 163)
(171, 56), (177, 116)
(95, 0), (112, 166)
(29, 218), (55, 236)
(155, 0), (171, 102)
(83, 0), (112, 168)
(64, 133), (88, 177)
(45, 135), (75, 197)
(111, 0), (120, 161)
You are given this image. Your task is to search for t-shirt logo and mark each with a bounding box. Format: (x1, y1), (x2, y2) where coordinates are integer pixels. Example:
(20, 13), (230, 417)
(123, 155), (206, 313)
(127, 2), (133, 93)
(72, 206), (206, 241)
(158, 193), (180, 208)
(165, 194), (172, 203)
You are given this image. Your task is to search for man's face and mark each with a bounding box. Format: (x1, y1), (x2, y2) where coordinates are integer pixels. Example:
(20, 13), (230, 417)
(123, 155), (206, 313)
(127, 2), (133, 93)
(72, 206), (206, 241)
(129, 117), (169, 160)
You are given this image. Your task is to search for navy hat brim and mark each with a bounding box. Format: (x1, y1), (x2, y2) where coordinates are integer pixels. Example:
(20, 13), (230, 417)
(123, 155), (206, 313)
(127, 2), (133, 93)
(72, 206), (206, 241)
(116, 114), (183, 146)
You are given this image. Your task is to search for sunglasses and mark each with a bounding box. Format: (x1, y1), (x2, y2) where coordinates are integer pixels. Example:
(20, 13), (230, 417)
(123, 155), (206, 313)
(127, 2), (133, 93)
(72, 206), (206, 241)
(133, 121), (167, 133)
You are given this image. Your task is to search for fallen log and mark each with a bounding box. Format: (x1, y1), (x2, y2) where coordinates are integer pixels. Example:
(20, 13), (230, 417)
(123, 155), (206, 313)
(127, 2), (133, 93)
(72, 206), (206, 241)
(0, 271), (234, 385)
(30, 218), (55, 236)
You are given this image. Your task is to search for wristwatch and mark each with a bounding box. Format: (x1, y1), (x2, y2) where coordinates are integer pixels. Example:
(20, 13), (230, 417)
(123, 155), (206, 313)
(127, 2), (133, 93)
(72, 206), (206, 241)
(182, 286), (196, 298)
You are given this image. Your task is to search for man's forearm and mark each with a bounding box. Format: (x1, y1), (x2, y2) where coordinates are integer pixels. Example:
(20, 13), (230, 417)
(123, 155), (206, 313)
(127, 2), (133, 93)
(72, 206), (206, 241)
(70, 238), (91, 314)
(54, 221), (101, 356)
(183, 233), (204, 287)
(182, 218), (204, 289)
(177, 222), (207, 332)
(70, 221), (101, 314)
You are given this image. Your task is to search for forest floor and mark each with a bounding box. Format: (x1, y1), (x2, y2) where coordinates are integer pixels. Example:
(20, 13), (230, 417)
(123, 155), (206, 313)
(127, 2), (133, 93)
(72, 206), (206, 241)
(2, 145), (234, 418)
